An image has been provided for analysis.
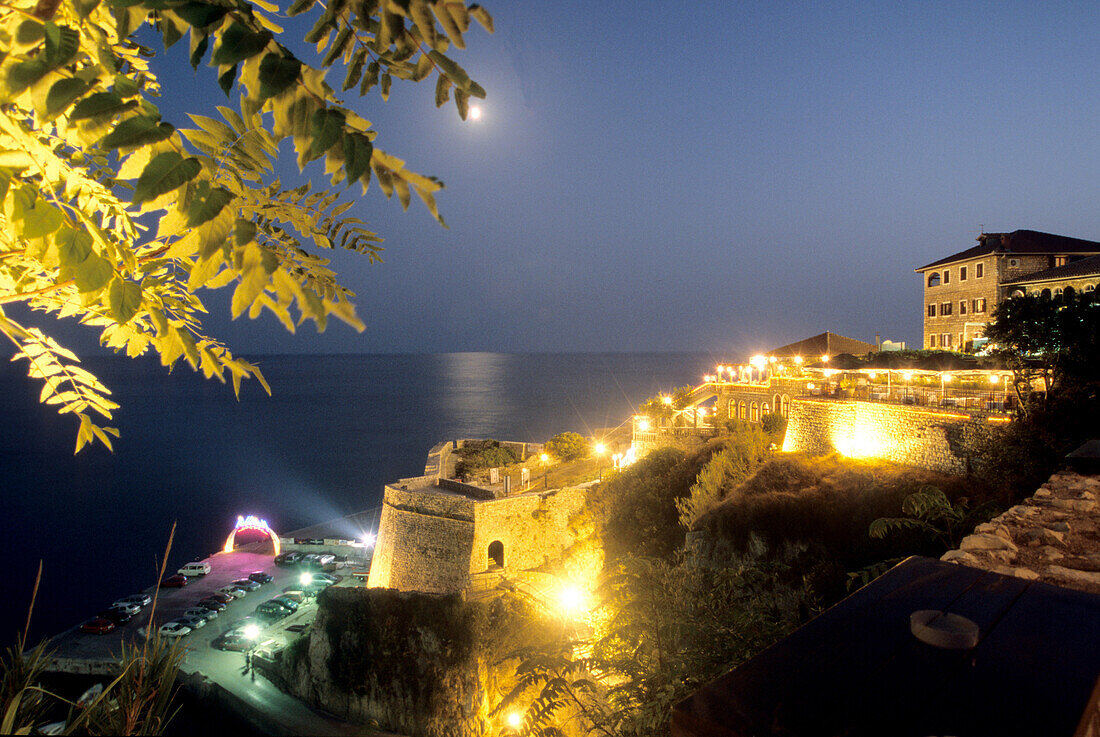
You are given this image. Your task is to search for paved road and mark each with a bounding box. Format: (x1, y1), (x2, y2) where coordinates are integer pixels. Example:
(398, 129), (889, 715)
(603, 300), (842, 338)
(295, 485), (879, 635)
(52, 550), (366, 736)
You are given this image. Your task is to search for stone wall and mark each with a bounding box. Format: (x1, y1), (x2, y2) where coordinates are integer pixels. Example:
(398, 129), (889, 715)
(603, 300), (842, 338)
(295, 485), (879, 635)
(781, 397), (985, 472)
(469, 485), (592, 575)
(942, 469), (1100, 593)
(367, 481), (476, 593)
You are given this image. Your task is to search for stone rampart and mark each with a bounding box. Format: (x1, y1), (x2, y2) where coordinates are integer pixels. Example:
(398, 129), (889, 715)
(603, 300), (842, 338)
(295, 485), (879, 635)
(367, 482), (476, 593)
(469, 486), (591, 575)
(782, 398), (986, 472)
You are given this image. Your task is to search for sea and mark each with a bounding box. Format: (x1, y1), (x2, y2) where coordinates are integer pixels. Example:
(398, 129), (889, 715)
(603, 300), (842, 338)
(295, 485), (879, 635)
(0, 352), (710, 643)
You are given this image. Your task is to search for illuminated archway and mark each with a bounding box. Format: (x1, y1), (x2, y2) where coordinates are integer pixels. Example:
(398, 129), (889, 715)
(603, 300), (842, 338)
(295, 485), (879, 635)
(223, 515), (281, 556)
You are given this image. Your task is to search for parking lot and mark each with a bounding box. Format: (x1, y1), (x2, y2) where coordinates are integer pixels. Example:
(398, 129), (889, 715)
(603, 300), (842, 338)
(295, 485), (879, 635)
(48, 548), (352, 672)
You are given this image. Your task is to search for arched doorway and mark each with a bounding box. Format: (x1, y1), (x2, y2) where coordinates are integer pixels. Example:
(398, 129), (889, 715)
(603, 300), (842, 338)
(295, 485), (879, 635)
(488, 540), (504, 569)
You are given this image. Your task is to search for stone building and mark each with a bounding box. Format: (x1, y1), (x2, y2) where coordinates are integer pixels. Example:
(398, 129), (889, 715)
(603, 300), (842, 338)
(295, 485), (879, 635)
(1001, 254), (1100, 299)
(915, 230), (1100, 351)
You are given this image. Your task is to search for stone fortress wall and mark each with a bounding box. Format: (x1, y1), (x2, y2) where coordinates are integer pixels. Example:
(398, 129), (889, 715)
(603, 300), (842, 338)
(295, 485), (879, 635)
(782, 397), (989, 473)
(367, 443), (591, 597)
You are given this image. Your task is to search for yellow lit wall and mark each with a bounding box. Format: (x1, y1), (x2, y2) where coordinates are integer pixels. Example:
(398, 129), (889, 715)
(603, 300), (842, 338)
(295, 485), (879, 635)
(783, 398), (984, 473)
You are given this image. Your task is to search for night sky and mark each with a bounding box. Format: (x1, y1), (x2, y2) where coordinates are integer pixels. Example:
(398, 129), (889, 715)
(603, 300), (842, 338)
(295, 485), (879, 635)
(72, 3), (1100, 355)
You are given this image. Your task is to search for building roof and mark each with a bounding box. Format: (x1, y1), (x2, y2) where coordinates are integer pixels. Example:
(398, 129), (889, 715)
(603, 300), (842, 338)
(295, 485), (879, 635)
(768, 331), (877, 358)
(671, 556), (1100, 737)
(915, 230), (1100, 272)
(1001, 253), (1100, 286)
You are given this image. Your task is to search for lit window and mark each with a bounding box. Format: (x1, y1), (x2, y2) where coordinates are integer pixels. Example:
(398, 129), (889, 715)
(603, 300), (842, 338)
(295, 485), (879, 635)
(973, 298), (986, 313)
(941, 302), (952, 316)
(942, 333), (952, 347)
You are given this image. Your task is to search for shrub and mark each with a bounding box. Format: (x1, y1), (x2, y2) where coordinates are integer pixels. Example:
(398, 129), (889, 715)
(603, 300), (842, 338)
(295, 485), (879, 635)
(677, 423), (771, 529)
(545, 431), (590, 461)
(454, 440), (519, 479)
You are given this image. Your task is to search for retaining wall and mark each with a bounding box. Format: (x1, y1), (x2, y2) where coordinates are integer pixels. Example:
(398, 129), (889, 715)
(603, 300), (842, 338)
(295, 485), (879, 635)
(782, 397), (985, 472)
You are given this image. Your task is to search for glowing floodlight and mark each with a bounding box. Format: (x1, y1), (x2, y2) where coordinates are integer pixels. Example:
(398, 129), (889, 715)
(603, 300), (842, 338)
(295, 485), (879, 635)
(794, 355), (803, 364)
(242, 623), (261, 641)
(942, 373), (953, 382)
(821, 354), (830, 363)
(662, 395), (673, 406)
(507, 711), (523, 729)
(559, 583), (587, 616)
(594, 442), (606, 455)
(988, 374), (1000, 384)
(223, 514), (280, 556)
(637, 417), (651, 432)
(363, 532), (377, 547)
(300, 572), (314, 586)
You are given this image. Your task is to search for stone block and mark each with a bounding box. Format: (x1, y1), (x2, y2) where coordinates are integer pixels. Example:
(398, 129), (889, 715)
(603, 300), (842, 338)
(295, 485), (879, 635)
(1046, 565), (1100, 587)
(990, 565), (1040, 581)
(1052, 498), (1098, 513)
(959, 533), (1018, 554)
(1038, 546), (1064, 562)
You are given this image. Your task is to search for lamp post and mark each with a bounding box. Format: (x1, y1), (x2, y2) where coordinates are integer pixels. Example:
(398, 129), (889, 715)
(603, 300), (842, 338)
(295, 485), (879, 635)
(594, 442), (606, 481)
(243, 623), (261, 678)
(540, 453), (549, 490)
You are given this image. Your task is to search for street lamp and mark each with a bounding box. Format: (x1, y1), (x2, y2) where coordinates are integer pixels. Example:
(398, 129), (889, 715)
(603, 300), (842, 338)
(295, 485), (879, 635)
(243, 622), (261, 675)
(540, 452), (549, 489)
(594, 442), (607, 481)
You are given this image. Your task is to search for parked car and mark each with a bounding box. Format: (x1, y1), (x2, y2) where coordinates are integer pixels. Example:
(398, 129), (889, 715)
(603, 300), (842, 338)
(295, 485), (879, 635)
(97, 607), (132, 625)
(81, 617), (116, 635)
(255, 601), (292, 619)
(223, 617), (262, 637)
(115, 593), (152, 607)
(217, 586), (247, 600)
(110, 601), (142, 616)
(278, 590), (305, 604)
(184, 607), (218, 621)
(273, 552), (302, 566)
(248, 571), (274, 584)
(206, 592), (234, 605)
(177, 562), (211, 577)
(176, 614), (206, 630)
(312, 572), (340, 584)
(309, 554), (336, 569)
(231, 578), (261, 591)
(197, 598), (227, 612)
(158, 621), (191, 638)
(161, 574), (188, 588)
(271, 596), (299, 612)
(215, 634), (251, 652)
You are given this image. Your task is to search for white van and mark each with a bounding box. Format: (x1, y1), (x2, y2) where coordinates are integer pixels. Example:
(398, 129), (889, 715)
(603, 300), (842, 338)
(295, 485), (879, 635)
(178, 562), (211, 577)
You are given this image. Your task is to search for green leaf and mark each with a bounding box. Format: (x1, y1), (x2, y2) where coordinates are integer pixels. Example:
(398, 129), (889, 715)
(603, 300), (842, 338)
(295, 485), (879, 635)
(258, 53), (301, 99)
(321, 26), (353, 67)
(46, 77), (92, 117)
(113, 74), (140, 98)
(434, 73), (451, 107)
(211, 22), (272, 66)
(74, 251), (113, 293)
(234, 218), (257, 246)
(22, 202), (63, 239)
(69, 91), (136, 120)
(109, 278), (142, 323)
(186, 184), (234, 227)
(360, 61), (380, 95)
(343, 131), (373, 184)
(132, 152), (201, 204)
(342, 48), (367, 92)
(469, 4), (494, 33)
(42, 23), (79, 68)
(57, 228), (92, 264)
(100, 116), (175, 149)
(173, 2), (229, 28)
(288, 0), (317, 15)
(308, 108), (345, 161)
(218, 64), (237, 96)
(380, 72), (391, 100)
(468, 80), (486, 99)
(190, 33), (209, 68)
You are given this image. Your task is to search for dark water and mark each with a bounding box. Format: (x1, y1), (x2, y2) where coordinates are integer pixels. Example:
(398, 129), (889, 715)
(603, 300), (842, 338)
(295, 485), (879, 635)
(0, 352), (708, 642)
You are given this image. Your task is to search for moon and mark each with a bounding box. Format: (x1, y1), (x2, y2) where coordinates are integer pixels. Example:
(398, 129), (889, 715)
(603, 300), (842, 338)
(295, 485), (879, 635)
(468, 105), (482, 121)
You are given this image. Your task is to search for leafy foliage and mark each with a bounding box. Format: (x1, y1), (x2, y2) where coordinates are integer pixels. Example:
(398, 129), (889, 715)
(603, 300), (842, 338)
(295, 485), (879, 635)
(545, 431), (589, 462)
(0, 0), (492, 450)
(676, 422), (770, 529)
(984, 289), (1100, 412)
(499, 556), (816, 737)
(869, 485), (998, 550)
(454, 439), (519, 479)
